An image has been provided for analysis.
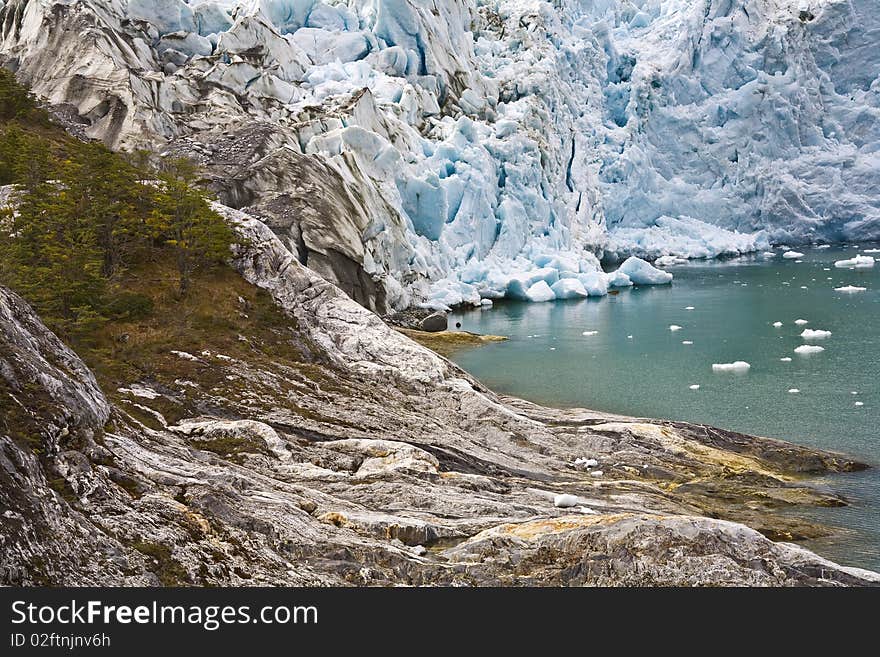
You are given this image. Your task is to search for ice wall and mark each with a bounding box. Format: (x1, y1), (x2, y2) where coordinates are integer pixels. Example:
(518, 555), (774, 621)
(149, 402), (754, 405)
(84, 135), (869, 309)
(0, 0), (877, 310)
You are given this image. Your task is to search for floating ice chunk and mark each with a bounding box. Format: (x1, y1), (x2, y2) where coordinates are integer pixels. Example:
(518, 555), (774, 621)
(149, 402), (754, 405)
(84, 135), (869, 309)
(835, 285), (866, 293)
(794, 345), (824, 355)
(524, 280), (556, 303)
(782, 251), (804, 259)
(685, 306), (695, 310)
(577, 271), (610, 296)
(863, 249), (880, 254)
(800, 329), (831, 340)
(795, 319), (809, 325)
(855, 402), (865, 407)
(480, 299), (493, 309)
(835, 255), (875, 268)
(762, 251), (778, 258)
(590, 470), (604, 478)
(605, 271), (633, 288)
(689, 384), (700, 390)
(551, 278), (588, 300)
(814, 245), (831, 249)
(655, 255), (687, 267)
(627, 335), (633, 339)
(669, 325), (682, 331)
(582, 330), (598, 336)
(506, 268), (560, 300)
(682, 341), (693, 345)
(773, 322), (783, 328)
(553, 494), (579, 508)
(617, 257), (673, 285)
(780, 357), (793, 362)
(712, 361), (750, 373)
(788, 389), (800, 394)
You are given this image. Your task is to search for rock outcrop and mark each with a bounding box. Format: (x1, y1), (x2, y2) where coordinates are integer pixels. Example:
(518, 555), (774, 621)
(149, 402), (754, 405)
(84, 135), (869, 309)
(2, 213), (878, 586)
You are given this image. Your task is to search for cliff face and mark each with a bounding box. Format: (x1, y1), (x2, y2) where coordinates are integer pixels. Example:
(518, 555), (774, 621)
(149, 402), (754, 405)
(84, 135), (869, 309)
(3, 1), (877, 313)
(2, 211), (878, 586)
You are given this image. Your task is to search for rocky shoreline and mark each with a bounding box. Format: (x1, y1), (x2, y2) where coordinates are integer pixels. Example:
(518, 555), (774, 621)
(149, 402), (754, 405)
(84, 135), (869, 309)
(2, 212), (878, 586)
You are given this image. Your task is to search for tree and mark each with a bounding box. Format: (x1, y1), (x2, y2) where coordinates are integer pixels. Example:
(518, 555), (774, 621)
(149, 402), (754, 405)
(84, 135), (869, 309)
(148, 159), (237, 295)
(64, 140), (154, 278)
(0, 152), (106, 335)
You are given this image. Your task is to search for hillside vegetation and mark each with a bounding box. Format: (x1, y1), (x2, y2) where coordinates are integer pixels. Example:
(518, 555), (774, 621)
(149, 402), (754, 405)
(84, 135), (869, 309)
(0, 69), (238, 342)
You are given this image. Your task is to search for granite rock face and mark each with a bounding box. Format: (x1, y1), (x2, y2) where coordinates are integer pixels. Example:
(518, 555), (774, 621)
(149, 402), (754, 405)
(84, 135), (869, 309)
(1, 214), (878, 587)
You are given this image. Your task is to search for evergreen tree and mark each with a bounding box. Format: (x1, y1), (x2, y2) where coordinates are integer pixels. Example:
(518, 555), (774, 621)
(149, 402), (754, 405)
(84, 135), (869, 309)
(149, 159), (237, 295)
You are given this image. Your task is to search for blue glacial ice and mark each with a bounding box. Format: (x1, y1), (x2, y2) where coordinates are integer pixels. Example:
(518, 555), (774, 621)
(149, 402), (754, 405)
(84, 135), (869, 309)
(6, 0), (879, 309)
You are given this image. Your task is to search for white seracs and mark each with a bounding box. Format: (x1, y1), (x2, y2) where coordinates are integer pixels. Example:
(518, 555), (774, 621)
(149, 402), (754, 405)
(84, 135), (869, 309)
(2, 1), (878, 310)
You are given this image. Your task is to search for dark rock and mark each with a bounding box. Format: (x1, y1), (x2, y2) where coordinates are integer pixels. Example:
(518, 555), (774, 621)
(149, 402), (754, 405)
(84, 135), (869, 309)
(420, 312), (448, 333)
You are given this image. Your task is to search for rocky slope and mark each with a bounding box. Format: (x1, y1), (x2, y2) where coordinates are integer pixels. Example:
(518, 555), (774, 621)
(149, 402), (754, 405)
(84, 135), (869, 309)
(2, 209), (878, 586)
(2, 1), (878, 312)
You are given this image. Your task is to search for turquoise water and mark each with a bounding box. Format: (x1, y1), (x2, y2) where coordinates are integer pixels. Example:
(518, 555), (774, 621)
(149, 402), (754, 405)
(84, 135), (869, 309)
(450, 244), (880, 572)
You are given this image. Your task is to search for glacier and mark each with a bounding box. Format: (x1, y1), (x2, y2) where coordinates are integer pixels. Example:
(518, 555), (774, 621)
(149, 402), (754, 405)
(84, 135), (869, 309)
(1, 0), (878, 311)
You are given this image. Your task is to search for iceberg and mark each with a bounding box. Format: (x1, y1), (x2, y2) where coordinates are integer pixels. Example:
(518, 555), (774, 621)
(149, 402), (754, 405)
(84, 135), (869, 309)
(524, 280), (556, 303)
(834, 255), (875, 269)
(551, 278), (588, 300)
(835, 285), (867, 293)
(782, 251), (804, 260)
(712, 362), (750, 373)
(794, 345), (825, 355)
(617, 257), (673, 286)
(800, 329), (832, 340)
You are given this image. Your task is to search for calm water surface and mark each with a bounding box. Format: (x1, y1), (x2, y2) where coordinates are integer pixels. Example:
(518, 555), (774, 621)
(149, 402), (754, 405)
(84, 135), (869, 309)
(450, 244), (880, 572)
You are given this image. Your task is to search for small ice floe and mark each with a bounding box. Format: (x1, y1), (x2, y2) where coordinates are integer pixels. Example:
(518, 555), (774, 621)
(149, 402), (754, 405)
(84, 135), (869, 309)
(795, 319), (809, 325)
(712, 361), (750, 373)
(814, 244), (831, 249)
(685, 306), (695, 310)
(170, 350), (200, 361)
(582, 330), (598, 336)
(834, 255), (875, 269)
(689, 384), (700, 390)
(852, 391), (859, 395)
(800, 286), (808, 290)
(855, 402), (865, 407)
(783, 251), (804, 259)
(780, 357), (793, 362)
(794, 345), (824, 355)
(863, 248), (880, 254)
(573, 457), (599, 469)
(669, 325), (683, 331)
(655, 255), (687, 267)
(550, 347), (556, 351)
(773, 322), (783, 328)
(788, 388), (800, 394)
(835, 285), (866, 293)
(590, 470), (604, 478)
(554, 494), (580, 508)
(481, 299), (493, 308)
(682, 340), (693, 345)
(627, 335), (633, 339)
(800, 329), (832, 340)
(762, 251), (777, 258)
